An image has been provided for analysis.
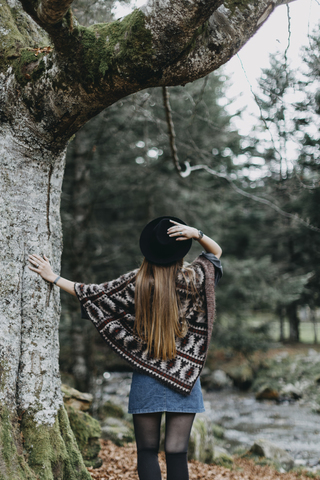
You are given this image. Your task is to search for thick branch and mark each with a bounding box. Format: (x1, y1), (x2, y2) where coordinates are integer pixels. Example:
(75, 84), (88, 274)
(141, 0), (223, 64)
(2, 0), (301, 147)
(37, 0), (74, 25)
(160, 0), (299, 85)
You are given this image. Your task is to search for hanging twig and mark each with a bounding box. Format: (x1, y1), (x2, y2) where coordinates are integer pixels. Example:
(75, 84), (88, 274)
(162, 86), (183, 176)
(284, 4), (292, 75)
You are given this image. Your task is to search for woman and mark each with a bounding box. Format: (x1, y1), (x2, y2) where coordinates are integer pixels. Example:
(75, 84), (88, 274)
(28, 216), (222, 480)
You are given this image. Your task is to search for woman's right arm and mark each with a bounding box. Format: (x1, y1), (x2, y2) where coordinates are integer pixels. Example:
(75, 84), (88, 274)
(28, 254), (77, 296)
(167, 221), (222, 258)
(196, 233), (222, 259)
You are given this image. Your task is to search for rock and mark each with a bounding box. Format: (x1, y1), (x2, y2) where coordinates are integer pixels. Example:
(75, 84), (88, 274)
(101, 417), (135, 446)
(312, 403), (320, 414)
(97, 400), (125, 420)
(61, 383), (93, 412)
(188, 415), (228, 464)
(275, 352), (289, 362)
(188, 415), (215, 463)
(66, 405), (102, 468)
(202, 369), (232, 390)
(308, 348), (318, 357)
(249, 438), (294, 471)
(225, 364), (253, 390)
(212, 446), (233, 468)
(255, 386), (280, 401)
(280, 383), (302, 400)
(212, 424), (225, 440)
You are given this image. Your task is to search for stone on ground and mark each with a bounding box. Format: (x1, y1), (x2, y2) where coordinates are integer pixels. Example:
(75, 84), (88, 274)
(249, 438), (294, 471)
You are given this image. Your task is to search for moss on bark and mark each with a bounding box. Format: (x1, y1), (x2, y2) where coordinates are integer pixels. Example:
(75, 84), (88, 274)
(74, 9), (154, 85)
(66, 406), (102, 468)
(20, 405), (91, 480)
(224, 0), (253, 14)
(0, 3), (49, 74)
(0, 406), (37, 480)
(12, 50), (51, 87)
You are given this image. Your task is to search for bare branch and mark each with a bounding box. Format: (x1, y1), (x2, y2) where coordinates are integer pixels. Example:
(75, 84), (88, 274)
(37, 0), (74, 25)
(181, 162), (320, 233)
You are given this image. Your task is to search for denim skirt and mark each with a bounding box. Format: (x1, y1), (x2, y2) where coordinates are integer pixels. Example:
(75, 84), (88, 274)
(128, 371), (205, 414)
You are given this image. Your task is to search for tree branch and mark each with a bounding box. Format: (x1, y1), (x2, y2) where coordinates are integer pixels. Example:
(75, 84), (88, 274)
(141, 0), (223, 64)
(4, 0), (302, 147)
(180, 162), (320, 233)
(37, 0), (74, 25)
(160, 0), (299, 85)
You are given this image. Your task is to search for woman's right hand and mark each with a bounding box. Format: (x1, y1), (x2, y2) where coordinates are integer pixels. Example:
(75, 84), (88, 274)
(167, 220), (198, 241)
(168, 220), (222, 258)
(28, 254), (57, 283)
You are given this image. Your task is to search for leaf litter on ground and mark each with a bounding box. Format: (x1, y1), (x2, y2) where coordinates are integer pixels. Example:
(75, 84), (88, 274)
(87, 440), (320, 480)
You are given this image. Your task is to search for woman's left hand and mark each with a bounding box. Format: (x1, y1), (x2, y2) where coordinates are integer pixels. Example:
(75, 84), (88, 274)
(167, 220), (198, 241)
(28, 254), (56, 283)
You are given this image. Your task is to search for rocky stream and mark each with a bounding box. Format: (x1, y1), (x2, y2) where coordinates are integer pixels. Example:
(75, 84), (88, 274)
(62, 347), (320, 476)
(88, 370), (320, 474)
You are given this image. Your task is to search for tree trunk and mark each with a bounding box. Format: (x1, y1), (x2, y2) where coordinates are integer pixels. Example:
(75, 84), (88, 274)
(0, 129), (90, 479)
(279, 307), (286, 342)
(0, 0), (300, 476)
(311, 310), (318, 345)
(287, 303), (300, 343)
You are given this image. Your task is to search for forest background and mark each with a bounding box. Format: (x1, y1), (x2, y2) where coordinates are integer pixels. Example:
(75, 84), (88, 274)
(59, 0), (320, 394)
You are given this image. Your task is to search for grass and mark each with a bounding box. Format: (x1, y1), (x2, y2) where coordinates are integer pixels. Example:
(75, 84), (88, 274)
(269, 321), (320, 344)
(243, 312), (320, 344)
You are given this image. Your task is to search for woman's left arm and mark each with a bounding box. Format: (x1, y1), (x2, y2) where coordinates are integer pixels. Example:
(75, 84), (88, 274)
(28, 254), (77, 296)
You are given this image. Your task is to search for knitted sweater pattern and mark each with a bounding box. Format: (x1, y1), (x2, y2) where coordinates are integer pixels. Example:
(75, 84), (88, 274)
(74, 255), (215, 396)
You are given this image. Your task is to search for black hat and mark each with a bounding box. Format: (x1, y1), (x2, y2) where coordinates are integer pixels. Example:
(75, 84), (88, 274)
(139, 216), (192, 265)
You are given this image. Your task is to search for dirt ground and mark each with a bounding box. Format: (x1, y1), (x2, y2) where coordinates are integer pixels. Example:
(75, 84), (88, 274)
(87, 440), (319, 480)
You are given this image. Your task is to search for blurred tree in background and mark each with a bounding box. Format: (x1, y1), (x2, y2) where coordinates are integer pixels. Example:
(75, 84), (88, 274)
(59, 9), (320, 392)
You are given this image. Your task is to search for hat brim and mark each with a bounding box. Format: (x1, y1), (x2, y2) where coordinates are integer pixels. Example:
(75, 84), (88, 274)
(139, 216), (192, 265)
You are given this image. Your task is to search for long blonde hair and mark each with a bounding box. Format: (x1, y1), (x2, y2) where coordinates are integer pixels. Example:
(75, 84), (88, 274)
(134, 259), (196, 360)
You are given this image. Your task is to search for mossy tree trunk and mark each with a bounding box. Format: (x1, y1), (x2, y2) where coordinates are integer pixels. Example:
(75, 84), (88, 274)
(0, 0), (298, 478)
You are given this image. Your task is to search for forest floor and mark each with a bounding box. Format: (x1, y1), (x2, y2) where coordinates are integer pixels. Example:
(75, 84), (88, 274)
(206, 342), (320, 372)
(87, 440), (319, 480)
(86, 344), (320, 479)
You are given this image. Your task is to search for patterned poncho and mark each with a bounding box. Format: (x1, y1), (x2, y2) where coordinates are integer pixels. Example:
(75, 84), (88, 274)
(74, 254), (216, 396)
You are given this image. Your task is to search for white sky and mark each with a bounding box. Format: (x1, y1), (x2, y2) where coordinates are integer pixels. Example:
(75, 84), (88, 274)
(224, 0), (320, 134)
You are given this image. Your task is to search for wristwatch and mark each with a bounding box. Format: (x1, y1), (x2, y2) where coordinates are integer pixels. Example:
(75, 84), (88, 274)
(198, 230), (204, 239)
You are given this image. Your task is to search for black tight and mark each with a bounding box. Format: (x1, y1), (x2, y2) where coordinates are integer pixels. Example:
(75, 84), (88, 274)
(133, 412), (195, 480)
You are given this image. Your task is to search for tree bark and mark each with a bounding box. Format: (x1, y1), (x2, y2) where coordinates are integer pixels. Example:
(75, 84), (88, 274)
(0, 0), (300, 477)
(0, 129), (90, 478)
